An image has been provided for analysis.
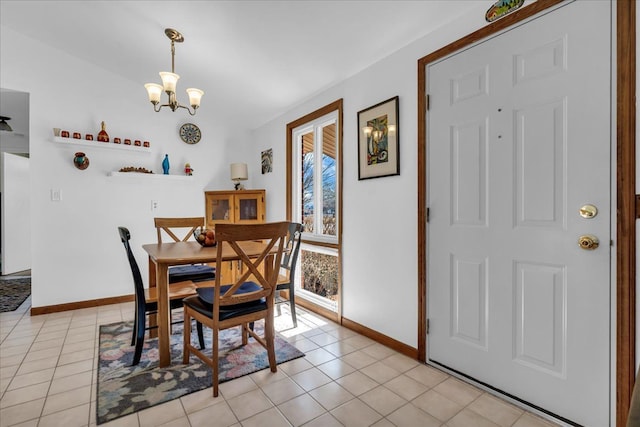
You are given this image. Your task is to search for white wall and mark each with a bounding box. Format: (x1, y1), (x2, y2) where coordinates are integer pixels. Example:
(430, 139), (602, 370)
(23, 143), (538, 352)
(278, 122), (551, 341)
(1, 152), (30, 274)
(251, 5), (488, 347)
(0, 26), (252, 307)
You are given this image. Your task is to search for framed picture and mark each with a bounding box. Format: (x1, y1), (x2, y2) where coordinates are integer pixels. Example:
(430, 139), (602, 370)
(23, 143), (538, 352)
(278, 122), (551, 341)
(261, 148), (273, 174)
(357, 96), (399, 180)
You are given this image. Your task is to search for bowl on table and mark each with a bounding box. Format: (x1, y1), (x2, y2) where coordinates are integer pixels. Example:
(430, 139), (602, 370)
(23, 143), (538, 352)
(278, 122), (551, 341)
(193, 228), (216, 247)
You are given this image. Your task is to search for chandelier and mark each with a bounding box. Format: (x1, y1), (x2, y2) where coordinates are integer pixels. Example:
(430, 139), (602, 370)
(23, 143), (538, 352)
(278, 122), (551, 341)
(144, 28), (204, 116)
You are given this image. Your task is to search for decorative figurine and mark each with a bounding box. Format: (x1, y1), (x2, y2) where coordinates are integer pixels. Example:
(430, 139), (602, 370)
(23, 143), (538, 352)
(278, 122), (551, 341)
(162, 154), (170, 174)
(97, 121), (109, 142)
(184, 163), (193, 176)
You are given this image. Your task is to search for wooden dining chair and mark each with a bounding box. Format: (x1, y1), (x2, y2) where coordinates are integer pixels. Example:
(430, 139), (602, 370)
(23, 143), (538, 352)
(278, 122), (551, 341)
(182, 221), (289, 396)
(275, 222), (303, 328)
(118, 226), (204, 365)
(154, 217), (216, 283)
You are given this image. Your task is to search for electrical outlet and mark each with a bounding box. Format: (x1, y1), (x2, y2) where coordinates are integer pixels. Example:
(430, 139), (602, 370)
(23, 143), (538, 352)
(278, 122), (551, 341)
(151, 200), (159, 211)
(51, 189), (61, 201)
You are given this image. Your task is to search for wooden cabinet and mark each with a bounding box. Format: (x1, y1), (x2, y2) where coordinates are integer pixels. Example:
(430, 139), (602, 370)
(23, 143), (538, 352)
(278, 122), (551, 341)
(204, 189), (266, 284)
(204, 190), (265, 228)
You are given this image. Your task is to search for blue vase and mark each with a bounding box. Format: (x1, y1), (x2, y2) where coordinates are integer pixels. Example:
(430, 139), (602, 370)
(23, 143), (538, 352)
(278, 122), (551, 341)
(162, 154), (170, 175)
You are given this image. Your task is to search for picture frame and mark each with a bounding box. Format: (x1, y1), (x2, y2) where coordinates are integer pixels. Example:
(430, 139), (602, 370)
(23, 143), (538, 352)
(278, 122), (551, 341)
(261, 148), (273, 174)
(357, 96), (399, 180)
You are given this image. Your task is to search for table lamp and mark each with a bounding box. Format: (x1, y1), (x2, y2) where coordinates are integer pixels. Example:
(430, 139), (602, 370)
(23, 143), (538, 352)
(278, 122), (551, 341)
(230, 163), (248, 190)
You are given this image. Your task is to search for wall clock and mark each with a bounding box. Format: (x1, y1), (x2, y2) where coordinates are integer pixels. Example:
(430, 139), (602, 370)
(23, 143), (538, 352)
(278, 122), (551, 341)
(179, 123), (201, 144)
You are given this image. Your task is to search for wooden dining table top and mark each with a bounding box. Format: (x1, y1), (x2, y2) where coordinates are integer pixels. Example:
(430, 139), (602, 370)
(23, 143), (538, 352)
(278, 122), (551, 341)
(142, 240), (269, 264)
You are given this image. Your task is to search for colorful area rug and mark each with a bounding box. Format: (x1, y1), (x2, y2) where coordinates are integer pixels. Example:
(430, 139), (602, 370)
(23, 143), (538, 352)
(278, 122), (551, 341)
(97, 320), (304, 425)
(0, 278), (31, 312)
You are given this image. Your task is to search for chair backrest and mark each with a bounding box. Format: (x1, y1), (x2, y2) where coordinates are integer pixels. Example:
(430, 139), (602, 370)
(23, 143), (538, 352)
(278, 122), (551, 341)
(118, 226), (146, 304)
(281, 222), (303, 276)
(213, 222), (289, 308)
(154, 217), (205, 243)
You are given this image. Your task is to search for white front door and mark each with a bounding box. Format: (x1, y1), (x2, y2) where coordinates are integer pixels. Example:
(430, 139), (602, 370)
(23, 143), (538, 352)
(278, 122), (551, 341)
(426, 2), (611, 426)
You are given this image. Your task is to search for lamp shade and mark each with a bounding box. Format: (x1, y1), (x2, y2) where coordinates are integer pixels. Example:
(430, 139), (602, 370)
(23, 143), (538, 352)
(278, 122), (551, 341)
(144, 83), (163, 103)
(230, 163), (248, 181)
(186, 88), (204, 108)
(159, 71), (180, 93)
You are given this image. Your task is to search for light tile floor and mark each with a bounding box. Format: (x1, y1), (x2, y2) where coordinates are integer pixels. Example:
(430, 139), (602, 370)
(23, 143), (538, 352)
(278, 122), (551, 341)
(0, 293), (561, 427)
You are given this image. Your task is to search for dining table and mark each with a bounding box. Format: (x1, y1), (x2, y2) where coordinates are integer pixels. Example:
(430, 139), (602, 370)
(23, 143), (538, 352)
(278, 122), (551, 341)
(142, 240), (272, 367)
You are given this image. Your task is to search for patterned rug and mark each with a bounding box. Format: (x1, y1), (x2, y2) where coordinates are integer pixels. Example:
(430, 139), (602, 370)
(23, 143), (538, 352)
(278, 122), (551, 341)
(0, 278), (31, 312)
(97, 320), (304, 425)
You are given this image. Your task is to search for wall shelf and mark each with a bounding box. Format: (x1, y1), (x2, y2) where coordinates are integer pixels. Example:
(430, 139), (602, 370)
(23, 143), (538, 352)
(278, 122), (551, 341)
(53, 137), (151, 153)
(108, 171), (193, 181)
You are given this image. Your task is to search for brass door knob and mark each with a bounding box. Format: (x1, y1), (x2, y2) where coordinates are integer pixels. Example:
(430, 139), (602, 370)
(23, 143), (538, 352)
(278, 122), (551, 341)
(578, 235), (599, 250)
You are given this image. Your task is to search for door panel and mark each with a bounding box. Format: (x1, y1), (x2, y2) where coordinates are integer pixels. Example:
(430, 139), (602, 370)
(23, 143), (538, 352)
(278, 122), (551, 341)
(451, 255), (488, 350)
(514, 261), (565, 377)
(427, 2), (610, 425)
(515, 99), (565, 227)
(452, 121), (488, 226)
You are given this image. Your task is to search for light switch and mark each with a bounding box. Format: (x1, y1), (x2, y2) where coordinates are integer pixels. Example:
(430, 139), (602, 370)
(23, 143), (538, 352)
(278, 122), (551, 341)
(51, 189), (61, 201)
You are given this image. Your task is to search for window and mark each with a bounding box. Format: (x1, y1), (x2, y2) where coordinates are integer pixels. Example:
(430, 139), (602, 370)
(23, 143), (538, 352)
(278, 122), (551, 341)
(287, 100), (342, 314)
(294, 117), (337, 242)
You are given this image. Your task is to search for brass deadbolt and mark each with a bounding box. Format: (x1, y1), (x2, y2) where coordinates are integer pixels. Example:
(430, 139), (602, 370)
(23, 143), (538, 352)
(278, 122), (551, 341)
(579, 204), (598, 219)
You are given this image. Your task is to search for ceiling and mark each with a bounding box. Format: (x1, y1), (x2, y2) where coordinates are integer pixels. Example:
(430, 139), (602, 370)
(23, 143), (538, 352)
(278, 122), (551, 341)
(0, 1), (485, 131)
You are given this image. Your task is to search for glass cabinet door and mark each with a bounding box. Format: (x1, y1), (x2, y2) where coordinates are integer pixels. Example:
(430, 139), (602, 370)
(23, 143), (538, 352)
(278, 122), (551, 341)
(235, 193), (265, 223)
(205, 194), (234, 227)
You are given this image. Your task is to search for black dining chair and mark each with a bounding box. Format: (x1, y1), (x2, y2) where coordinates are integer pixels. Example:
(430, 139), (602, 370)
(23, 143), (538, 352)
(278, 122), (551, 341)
(118, 226), (204, 365)
(275, 222), (303, 328)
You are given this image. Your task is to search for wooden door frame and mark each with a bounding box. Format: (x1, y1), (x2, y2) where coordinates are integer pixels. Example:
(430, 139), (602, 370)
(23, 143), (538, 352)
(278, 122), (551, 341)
(416, 0), (636, 424)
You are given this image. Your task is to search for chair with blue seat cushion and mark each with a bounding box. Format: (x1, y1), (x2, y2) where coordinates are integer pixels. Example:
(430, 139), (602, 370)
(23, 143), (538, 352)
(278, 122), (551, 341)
(182, 221), (289, 397)
(117, 226), (205, 366)
(154, 217), (216, 283)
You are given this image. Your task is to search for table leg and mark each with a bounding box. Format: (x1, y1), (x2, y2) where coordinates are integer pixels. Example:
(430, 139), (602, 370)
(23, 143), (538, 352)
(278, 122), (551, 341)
(156, 263), (171, 367)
